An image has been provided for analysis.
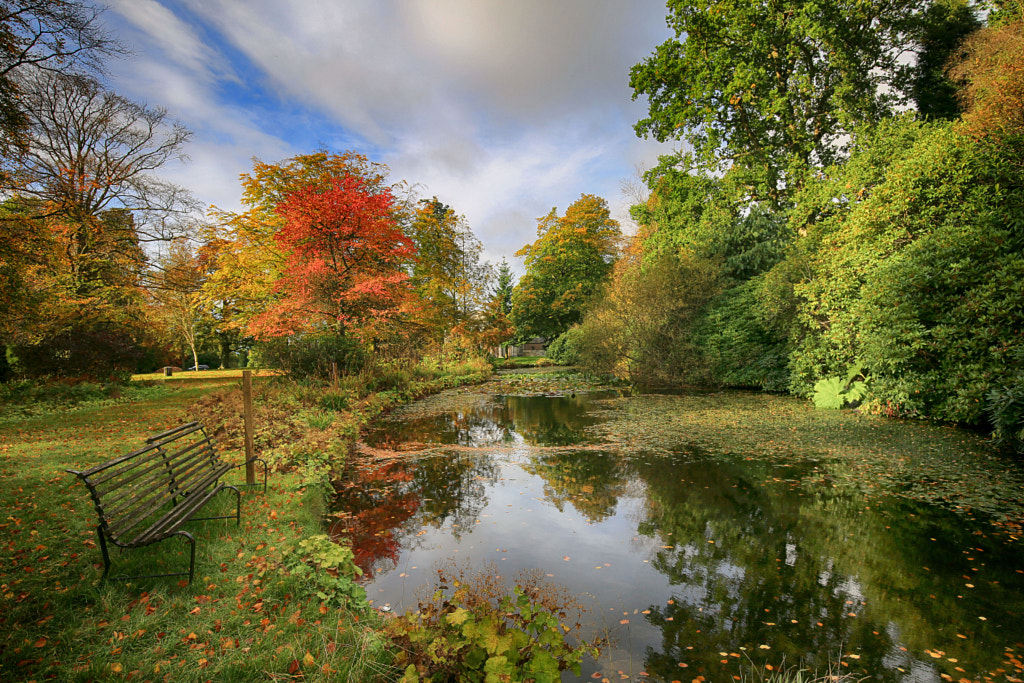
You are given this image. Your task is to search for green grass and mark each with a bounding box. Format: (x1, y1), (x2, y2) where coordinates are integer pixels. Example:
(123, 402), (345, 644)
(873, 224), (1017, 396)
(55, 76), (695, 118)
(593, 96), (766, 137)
(491, 356), (555, 369)
(0, 380), (394, 682)
(0, 357), (496, 682)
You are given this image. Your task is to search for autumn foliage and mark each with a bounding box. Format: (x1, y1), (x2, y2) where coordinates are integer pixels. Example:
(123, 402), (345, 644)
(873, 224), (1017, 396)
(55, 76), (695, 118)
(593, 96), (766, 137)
(248, 173), (415, 339)
(950, 8), (1024, 138)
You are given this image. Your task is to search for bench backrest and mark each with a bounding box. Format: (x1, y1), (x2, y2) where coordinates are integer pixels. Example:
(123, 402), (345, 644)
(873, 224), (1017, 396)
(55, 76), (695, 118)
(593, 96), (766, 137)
(67, 422), (225, 546)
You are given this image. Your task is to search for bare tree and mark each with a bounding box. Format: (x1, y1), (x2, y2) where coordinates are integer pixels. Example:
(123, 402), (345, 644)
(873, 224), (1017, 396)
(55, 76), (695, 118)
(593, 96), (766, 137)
(1, 0), (124, 161)
(12, 71), (197, 241)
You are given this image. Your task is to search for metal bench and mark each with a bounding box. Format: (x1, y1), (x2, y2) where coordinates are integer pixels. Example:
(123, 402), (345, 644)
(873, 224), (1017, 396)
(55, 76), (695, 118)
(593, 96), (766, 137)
(66, 422), (251, 583)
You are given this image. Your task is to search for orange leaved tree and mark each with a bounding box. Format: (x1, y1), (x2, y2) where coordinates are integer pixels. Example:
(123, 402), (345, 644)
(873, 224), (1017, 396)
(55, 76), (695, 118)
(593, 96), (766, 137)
(247, 173), (415, 339)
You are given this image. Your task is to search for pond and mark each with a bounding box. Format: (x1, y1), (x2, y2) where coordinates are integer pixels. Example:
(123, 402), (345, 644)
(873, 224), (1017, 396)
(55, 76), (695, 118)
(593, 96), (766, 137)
(330, 378), (1024, 682)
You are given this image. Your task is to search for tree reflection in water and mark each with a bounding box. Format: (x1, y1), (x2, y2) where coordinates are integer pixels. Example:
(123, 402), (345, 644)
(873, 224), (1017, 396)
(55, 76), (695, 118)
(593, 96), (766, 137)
(330, 388), (1024, 681)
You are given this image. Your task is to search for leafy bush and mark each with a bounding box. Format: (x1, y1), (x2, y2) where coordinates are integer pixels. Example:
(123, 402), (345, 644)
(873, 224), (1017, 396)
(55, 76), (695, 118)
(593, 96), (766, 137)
(546, 327), (584, 365)
(254, 333), (365, 380)
(385, 563), (601, 683)
(579, 250), (723, 385)
(363, 362), (412, 393)
(987, 381), (1024, 452)
(693, 278), (791, 391)
(318, 389), (354, 412)
(281, 534), (366, 608)
(986, 348), (1024, 452)
(11, 323), (142, 382)
(783, 118), (1024, 435)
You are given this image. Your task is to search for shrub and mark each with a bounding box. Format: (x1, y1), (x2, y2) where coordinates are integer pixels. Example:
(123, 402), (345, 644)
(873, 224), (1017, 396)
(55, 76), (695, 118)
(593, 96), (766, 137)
(254, 333), (365, 380)
(11, 323), (142, 382)
(692, 277), (791, 391)
(386, 563), (601, 683)
(986, 349), (1024, 452)
(281, 534), (366, 608)
(546, 327), (584, 365)
(784, 118), (1024, 436)
(578, 250), (723, 385)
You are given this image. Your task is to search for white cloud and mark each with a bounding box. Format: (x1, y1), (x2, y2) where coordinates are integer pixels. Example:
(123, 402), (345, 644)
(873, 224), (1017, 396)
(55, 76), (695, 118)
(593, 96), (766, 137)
(108, 0), (235, 85)
(102, 0), (674, 253)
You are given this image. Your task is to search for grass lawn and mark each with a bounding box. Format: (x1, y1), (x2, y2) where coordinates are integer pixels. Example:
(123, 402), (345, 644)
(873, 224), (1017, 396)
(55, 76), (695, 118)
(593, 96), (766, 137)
(0, 380), (391, 682)
(130, 368), (281, 382)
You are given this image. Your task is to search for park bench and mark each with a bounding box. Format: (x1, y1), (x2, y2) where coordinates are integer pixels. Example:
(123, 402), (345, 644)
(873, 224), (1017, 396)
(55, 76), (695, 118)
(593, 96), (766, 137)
(66, 421), (265, 583)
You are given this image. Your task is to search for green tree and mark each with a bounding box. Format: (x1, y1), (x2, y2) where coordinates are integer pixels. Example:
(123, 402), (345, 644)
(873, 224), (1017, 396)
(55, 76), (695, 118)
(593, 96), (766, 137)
(511, 194), (621, 341)
(407, 198), (490, 339)
(633, 164), (791, 282)
(785, 118), (1024, 430)
(911, 0), (981, 120)
(492, 257), (515, 315)
(475, 257), (517, 355)
(629, 0), (924, 206)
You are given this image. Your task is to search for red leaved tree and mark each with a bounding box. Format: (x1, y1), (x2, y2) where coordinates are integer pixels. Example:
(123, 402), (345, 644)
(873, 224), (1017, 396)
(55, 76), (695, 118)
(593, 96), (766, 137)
(248, 173), (415, 339)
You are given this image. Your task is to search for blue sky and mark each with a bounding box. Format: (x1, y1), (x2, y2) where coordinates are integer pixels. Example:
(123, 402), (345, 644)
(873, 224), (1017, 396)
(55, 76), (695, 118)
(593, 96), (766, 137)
(102, 0), (676, 268)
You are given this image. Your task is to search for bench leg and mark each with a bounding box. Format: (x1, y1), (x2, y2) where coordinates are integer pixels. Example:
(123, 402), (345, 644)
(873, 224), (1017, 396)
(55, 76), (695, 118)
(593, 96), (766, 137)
(97, 528), (111, 580)
(179, 531), (196, 584)
(231, 485), (241, 526)
(99, 532), (196, 584)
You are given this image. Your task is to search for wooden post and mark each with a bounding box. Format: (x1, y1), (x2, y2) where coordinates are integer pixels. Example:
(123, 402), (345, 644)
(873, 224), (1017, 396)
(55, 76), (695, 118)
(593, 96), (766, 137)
(242, 370), (255, 486)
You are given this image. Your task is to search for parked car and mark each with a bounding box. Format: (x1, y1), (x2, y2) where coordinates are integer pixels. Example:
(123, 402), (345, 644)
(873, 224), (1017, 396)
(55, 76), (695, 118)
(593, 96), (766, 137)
(187, 364), (209, 371)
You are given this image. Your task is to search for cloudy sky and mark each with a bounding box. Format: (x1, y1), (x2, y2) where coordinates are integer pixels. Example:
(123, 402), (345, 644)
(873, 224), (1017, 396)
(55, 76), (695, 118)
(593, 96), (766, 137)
(101, 0), (676, 268)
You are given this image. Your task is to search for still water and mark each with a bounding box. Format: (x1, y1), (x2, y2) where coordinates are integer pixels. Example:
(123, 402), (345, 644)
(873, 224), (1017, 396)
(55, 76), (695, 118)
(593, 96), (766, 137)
(331, 388), (1024, 682)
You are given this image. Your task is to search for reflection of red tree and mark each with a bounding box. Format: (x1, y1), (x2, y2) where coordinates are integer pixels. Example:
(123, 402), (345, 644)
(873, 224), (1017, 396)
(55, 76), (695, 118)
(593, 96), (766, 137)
(329, 462), (420, 579)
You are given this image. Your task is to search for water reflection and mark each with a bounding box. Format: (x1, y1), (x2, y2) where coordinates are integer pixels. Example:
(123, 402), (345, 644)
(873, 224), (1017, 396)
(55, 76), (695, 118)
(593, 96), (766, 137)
(365, 392), (617, 448)
(334, 391), (1024, 681)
